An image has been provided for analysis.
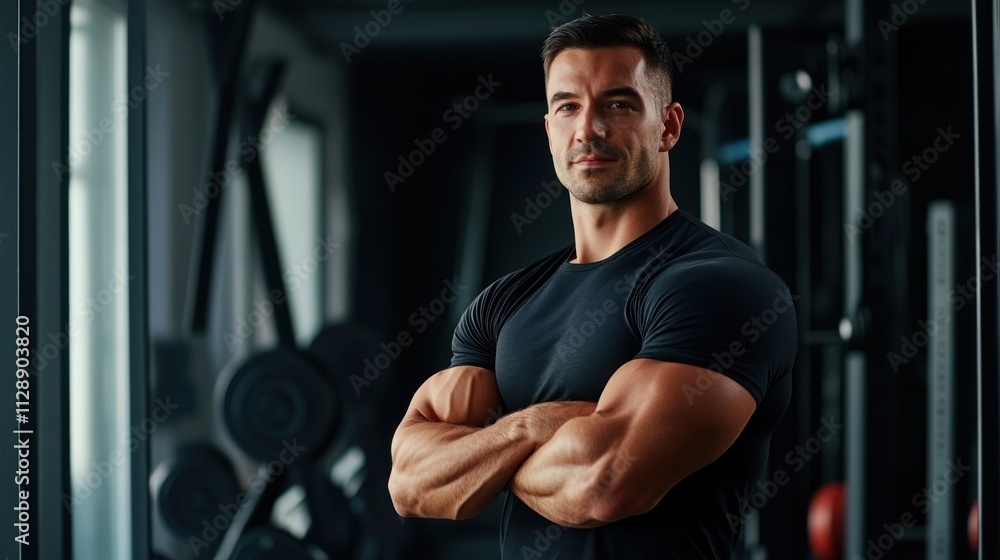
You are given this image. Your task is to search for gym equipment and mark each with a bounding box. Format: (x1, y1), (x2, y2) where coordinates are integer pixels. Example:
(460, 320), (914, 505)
(217, 348), (338, 462)
(203, 59), (357, 559)
(166, 33), (358, 556)
(969, 500), (978, 551)
(927, 201), (960, 559)
(972, 1), (1000, 558)
(153, 4), (261, 558)
(307, 321), (407, 560)
(211, 454), (358, 560)
(150, 446), (240, 539)
(231, 527), (314, 560)
(807, 481), (846, 560)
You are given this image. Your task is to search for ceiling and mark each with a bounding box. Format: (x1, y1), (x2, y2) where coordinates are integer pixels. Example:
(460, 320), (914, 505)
(264, 0), (967, 53)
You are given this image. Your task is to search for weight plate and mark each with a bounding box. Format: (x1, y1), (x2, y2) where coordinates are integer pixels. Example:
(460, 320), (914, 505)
(219, 348), (339, 462)
(151, 446), (240, 538)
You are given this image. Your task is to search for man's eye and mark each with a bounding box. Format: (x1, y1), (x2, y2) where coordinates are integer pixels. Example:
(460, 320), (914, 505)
(556, 103), (578, 112)
(610, 101), (633, 110)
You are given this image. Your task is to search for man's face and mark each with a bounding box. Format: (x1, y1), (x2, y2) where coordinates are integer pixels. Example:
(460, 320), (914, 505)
(544, 46), (675, 205)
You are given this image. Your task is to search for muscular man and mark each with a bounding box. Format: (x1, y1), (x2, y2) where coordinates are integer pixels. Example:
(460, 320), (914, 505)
(389, 14), (798, 559)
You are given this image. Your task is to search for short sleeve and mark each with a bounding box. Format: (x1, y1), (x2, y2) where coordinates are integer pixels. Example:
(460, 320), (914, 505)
(448, 246), (575, 373)
(450, 280), (504, 372)
(629, 257), (798, 403)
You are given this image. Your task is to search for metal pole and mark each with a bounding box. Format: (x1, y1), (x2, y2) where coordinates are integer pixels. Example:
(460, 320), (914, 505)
(747, 25), (766, 262)
(972, 0), (1000, 557)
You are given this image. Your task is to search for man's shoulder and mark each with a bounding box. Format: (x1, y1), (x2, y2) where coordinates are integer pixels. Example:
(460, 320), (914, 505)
(636, 210), (780, 288)
(473, 245), (574, 307)
(658, 209), (764, 265)
(636, 213), (790, 304)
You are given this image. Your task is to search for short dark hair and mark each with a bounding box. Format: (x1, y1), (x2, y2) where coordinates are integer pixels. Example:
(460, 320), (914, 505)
(541, 14), (674, 105)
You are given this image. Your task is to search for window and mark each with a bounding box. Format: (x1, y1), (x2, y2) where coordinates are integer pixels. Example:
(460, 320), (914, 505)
(261, 104), (324, 346)
(68, 0), (131, 557)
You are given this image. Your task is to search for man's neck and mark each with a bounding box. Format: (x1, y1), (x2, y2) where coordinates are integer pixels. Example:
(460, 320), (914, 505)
(568, 184), (677, 264)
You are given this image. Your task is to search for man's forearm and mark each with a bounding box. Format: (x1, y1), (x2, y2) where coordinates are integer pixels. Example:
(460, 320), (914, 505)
(389, 411), (536, 520)
(511, 414), (624, 528)
(389, 400), (596, 521)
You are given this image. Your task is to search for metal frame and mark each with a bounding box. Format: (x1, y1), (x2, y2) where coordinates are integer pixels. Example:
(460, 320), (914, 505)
(747, 24), (766, 261)
(972, 0), (999, 557)
(18, 0), (40, 556)
(241, 61), (297, 347)
(2, 1), (30, 557)
(35, 0), (71, 558)
(843, 0), (903, 555)
(927, 201), (957, 559)
(127, 0), (151, 557)
(188, 0), (258, 335)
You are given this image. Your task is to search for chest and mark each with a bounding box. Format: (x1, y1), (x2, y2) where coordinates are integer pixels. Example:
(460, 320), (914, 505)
(494, 273), (641, 410)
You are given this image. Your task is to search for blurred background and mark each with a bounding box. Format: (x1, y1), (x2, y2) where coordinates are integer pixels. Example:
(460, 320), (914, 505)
(2, 0), (997, 559)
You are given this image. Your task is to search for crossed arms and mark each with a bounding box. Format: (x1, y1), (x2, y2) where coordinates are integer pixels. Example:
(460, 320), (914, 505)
(387, 358), (757, 528)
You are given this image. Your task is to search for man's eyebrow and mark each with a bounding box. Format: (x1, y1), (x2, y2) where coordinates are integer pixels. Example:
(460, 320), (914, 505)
(602, 87), (642, 100)
(549, 91), (576, 106)
(548, 87), (643, 107)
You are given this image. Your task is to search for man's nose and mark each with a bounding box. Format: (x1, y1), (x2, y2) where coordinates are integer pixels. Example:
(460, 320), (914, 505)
(575, 106), (608, 144)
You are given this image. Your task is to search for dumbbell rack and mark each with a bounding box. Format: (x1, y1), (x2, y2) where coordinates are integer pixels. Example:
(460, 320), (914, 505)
(153, 1), (360, 558)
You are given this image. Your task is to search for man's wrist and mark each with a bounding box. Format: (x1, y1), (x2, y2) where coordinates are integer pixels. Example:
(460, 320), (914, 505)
(493, 406), (542, 449)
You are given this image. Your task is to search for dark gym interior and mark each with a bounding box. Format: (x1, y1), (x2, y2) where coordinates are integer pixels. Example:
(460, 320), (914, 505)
(1, 0), (998, 559)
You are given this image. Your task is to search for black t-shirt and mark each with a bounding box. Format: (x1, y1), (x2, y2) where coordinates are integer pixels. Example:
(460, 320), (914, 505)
(450, 209), (798, 559)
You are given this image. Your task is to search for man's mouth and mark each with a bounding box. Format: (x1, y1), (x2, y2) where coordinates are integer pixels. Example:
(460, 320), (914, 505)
(572, 155), (616, 167)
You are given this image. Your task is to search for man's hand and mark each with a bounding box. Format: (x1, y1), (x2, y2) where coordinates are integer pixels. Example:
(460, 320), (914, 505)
(519, 401), (597, 449)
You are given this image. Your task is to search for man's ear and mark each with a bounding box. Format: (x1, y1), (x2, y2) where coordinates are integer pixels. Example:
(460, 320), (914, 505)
(660, 102), (684, 152)
(544, 112), (553, 153)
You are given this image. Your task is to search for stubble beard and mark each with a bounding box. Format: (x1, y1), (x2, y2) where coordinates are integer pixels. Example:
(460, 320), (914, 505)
(559, 146), (658, 205)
